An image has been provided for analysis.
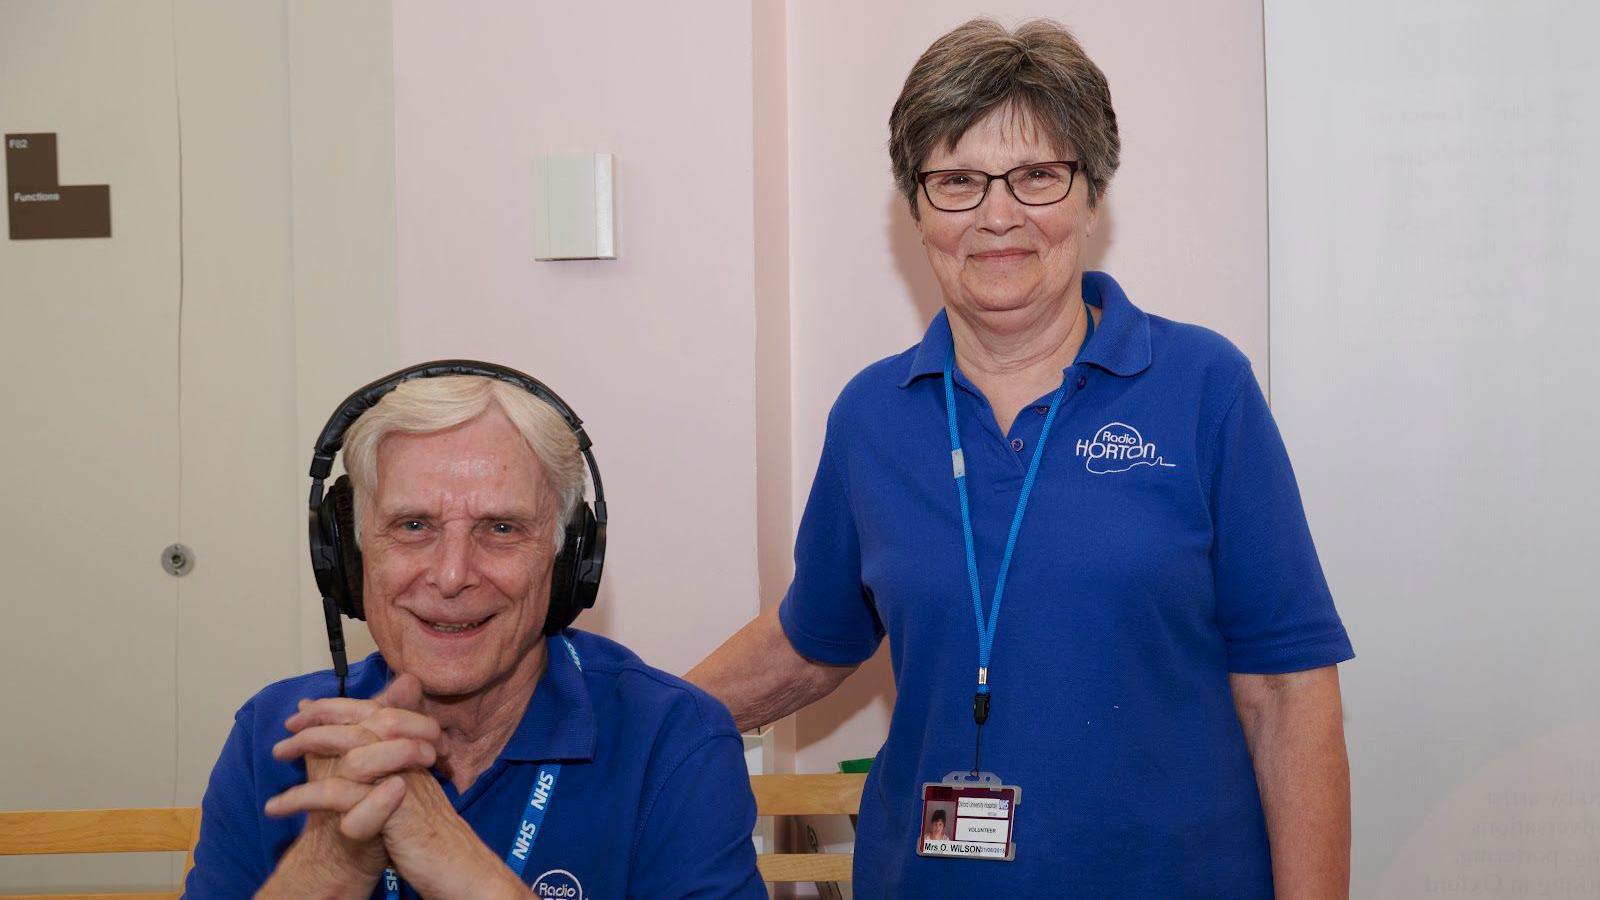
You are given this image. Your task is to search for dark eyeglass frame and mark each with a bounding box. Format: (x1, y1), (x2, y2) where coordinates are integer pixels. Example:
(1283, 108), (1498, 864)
(916, 160), (1082, 212)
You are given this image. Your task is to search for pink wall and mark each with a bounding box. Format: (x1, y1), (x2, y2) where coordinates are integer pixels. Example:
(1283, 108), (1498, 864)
(390, 0), (1271, 777)
(390, 0), (763, 677)
(784, 1), (1272, 773)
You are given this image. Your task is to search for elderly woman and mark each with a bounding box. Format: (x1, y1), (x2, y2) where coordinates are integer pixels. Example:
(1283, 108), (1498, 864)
(690, 19), (1353, 898)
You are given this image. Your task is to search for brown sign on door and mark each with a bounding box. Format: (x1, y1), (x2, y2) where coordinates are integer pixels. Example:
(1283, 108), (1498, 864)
(6, 133), (111, 239)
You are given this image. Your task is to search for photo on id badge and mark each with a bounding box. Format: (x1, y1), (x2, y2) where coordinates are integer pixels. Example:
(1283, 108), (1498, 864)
(918, 776), (1019, 861)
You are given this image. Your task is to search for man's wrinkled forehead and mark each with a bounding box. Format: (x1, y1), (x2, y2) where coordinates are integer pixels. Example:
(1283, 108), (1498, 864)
(371, 413), (549, 507)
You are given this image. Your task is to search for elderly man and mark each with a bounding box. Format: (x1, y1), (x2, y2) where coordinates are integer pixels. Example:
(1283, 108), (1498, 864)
(184, 364), (765, 898)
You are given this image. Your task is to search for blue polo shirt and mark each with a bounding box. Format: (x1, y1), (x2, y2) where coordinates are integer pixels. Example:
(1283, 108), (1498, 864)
(779, 272), (1353, 898)
(184, 629), (765, 899)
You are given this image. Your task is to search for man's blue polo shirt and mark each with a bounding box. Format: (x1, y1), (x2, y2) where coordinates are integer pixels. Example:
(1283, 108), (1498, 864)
(184, 629), (765, 899)
(779, 272), (1354, 898)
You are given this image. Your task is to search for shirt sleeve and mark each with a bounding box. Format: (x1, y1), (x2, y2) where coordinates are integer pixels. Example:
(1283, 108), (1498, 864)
(183, 702), (273, 898)
(628, 734), (766, 899)
(1207, 366), (1355, 674)
(777, 421), (885, 665)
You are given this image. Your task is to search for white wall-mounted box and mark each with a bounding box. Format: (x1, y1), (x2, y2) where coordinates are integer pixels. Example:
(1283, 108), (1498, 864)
(534, 153), (615, 260)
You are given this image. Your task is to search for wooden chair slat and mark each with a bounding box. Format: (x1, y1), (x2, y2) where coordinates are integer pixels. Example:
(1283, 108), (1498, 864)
(755, 852), (854, 882)
(7, 894), (178, 900)
(0, 809), (199, 856)
(1, 772), (864, 892)
(750, 773), (866, 816)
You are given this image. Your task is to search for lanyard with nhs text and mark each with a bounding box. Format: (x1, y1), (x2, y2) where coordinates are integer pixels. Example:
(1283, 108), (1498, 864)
(942, 306), (1093, 773)
(383, 636), (582, 899)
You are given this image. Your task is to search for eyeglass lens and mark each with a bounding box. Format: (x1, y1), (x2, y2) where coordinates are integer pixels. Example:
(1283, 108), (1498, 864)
(922, 162), (1075, 211)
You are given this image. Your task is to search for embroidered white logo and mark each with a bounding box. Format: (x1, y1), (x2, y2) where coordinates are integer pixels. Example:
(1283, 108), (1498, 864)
(1075, 422), (1177, 474)
(532, 869), (584, 899)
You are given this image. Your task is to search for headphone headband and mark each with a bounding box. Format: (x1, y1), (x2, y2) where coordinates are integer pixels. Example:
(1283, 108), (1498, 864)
(309, 359), (605, 514)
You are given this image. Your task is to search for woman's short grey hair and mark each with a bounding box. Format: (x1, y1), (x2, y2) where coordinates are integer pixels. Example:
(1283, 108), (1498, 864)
(889, 18), (1120, 217)
(342, 375), (586, 552)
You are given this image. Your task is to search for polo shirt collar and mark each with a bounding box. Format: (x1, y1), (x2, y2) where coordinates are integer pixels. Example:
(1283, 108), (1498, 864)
(483, 636), (597, 763)
(898, 270), (1152, 387)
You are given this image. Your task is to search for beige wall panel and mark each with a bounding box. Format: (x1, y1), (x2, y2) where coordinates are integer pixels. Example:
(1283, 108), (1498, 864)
(0, 0), (182, 892)
(285, 0), (397, 675)
(1, 1), (398, 892)
(170, 0), (302, 808)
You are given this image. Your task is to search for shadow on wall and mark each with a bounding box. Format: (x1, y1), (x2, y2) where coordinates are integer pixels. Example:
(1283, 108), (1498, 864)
(886, 189), (944, 324)
(795, 643), (897, 760)
(1086, 191), (1116, 272)
(884, 188), (1120, 327)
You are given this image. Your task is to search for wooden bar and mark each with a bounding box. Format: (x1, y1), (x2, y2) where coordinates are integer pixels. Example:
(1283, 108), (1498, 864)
(749, 773), (866, 816)
(0, 808), (199, 856)
(756, 852), (854, 882)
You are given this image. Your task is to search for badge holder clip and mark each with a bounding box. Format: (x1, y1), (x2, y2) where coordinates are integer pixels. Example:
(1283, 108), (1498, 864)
(917, 770), (1021, 861)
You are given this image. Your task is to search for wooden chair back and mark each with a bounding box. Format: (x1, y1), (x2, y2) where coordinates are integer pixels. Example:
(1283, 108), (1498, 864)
(0, 807), (200, 900)
(749, 772), (865, 884)
(0, 772), (866, 893)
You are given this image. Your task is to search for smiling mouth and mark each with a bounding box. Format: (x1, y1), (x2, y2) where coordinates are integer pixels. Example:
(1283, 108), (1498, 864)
(419, 615), (492, 634)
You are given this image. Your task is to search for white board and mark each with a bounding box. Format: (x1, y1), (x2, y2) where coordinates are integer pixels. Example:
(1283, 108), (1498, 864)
(1264, 2), (1600, 896)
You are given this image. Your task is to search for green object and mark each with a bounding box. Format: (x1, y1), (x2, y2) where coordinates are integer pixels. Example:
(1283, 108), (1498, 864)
(838, 757), (874, 774)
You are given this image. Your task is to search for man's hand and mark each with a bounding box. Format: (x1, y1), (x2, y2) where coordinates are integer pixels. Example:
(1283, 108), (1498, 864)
(267, 675), (442, 836)
(267, 674), (529, 899)
(366, 766), (530, 898)
(256, 675), (438, 898)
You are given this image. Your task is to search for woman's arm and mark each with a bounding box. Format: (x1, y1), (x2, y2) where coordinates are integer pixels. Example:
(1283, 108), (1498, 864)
(687, 606), (858, 732)
(1230, 665), (1351, 900)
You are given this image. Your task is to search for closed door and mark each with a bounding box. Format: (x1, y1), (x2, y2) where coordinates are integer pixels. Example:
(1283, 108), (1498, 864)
(1, 1), (304, 891)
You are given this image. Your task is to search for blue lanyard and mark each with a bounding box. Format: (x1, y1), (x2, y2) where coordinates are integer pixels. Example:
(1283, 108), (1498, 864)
(384, 636), (582, 898)
(943, 307), (1094, 728)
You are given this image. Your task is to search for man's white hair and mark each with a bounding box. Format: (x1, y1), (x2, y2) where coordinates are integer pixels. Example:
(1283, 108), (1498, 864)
(342, 375), (585, 551)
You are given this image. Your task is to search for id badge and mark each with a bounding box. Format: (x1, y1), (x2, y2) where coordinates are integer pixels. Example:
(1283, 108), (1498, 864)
(917, 770), (1020, 861)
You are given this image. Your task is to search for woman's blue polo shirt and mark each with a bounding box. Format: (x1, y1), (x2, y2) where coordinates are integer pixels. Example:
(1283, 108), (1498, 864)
(779, 272), (1354, 898)
(184, 629), (765, 899)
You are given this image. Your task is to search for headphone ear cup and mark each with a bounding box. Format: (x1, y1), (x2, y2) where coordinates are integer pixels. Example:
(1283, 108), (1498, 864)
(309, 488), (344, 612)
(574, 506), (604, 612)
(327, 476), (366, 620)
(545, 504), (599, 635)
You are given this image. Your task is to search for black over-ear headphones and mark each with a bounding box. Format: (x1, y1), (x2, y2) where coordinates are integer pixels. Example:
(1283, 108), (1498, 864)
(307, 360), (607, 694)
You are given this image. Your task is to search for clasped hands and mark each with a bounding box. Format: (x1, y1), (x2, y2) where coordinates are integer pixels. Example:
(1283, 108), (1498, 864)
(258, 674), (526, 899)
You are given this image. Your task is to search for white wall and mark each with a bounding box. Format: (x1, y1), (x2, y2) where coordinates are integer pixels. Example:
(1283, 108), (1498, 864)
(784, 0), (1275, 774)
(1264, 2), (1600, 896)
(389, 0), (764, 677)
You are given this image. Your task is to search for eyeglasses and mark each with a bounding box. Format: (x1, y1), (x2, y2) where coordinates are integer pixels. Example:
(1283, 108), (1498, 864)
(916, 160), (1081, 212)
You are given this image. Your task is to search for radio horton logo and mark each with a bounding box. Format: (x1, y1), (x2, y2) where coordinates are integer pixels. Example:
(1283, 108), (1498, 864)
(1075, 422), (1176, 474)
(532, 869), (584, 899)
